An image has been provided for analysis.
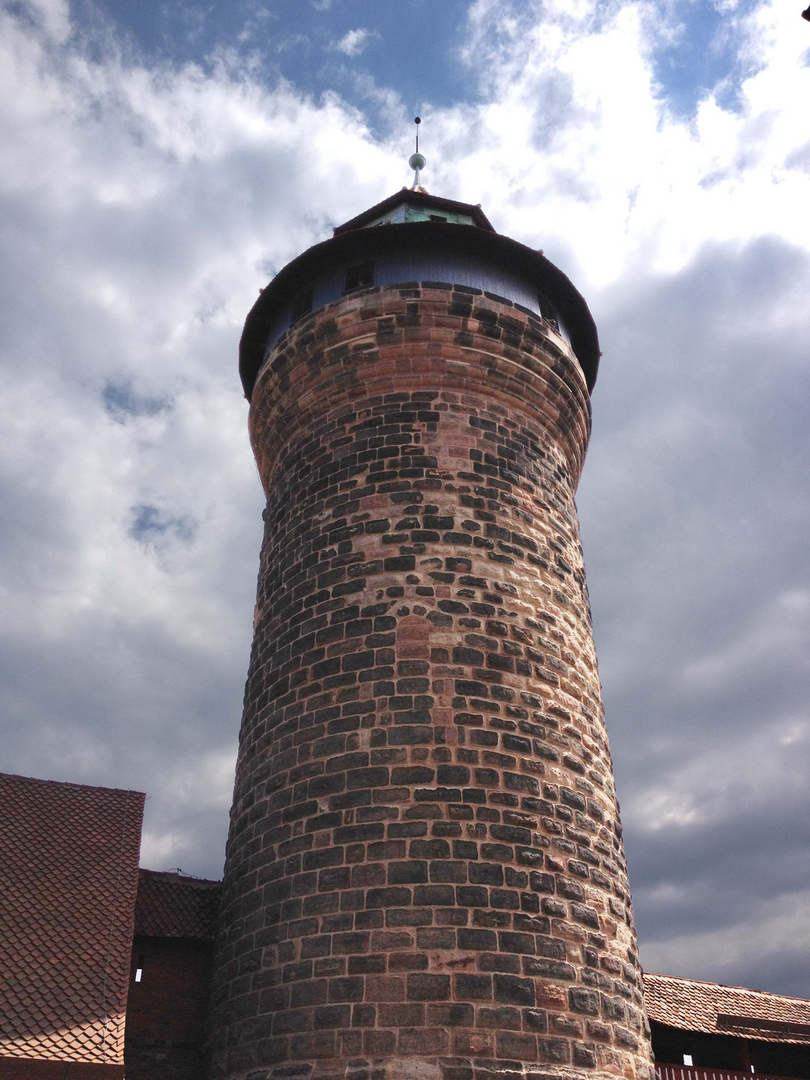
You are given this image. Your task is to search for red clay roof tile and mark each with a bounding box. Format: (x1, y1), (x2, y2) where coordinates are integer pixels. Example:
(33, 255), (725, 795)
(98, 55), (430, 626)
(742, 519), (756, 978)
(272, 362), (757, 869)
(134, 869), (221, 939)
(644, 972), (810, 1044)
(0, 773), (144, 1064)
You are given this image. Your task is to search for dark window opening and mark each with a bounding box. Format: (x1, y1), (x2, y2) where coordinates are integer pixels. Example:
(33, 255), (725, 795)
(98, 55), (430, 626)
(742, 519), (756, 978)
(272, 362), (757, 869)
(538, 292), (559, 330)
(344, 261), (374, 292)
(429, 214), (446, 222)
(291, 288), (313, 323)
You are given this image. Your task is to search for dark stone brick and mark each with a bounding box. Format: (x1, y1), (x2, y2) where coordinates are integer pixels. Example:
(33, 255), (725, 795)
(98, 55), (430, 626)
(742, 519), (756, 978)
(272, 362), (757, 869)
(524, 1008), (548, 1032)
(328, 976), (364, 1002)
(366, 886), (412, 907)
(537, 937), (567, 959)
(523, 958), (576, 981)
(490, 823), (532, 845)
(453, 840), (479, 860)
(456, 885), (488, 907)
(538, 1037), (571, 1064)
(384, 556), (416, 571)
(455, 973), (492, 999)
(530, 871), (555, 894)
(494, 974), (535, 1006)
(458, 927), (497, 950)
(314, 1004), (350, 1028)
(348, 954), (386, 974)
(415, 787), (461, 802)
(413, 884), (455, 906)
(557, 878), (585, 901)
(561, 787), (587, 811)
(430, 859), (466, 884)
(574, 1043), (598, 1067)
(571, 902), (600, 928)
(452, 647), (485, 665)
(290, 980), (327, 1007)
(273, 1009), (312, 1035)
(407, 973), (451, 1000)
(388, 861), (428, 884)
(498, 931), (535, 954)
(427, 1002), (474, 1026)
(390, 765), (435, 785)
(478, 1006), (521, 1030)
(346, 766), (389, 789)
(496, 1031), (537, 1060)
(615, 1025), (639, 1049)
(331, 932), (369, 955)
(569, 987), (600, 1015)
(469, 862), (503, 885)
(416, 928), (456, 949)
(489, 888), (521, 910)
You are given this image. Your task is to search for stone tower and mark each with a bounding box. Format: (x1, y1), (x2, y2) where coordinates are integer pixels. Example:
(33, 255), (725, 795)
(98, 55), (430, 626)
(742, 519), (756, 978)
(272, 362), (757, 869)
(209, 187), (654, 1080)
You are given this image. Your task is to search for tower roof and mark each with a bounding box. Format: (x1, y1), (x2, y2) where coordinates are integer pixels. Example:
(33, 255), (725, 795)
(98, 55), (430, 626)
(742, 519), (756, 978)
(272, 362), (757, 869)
(241, 194), (600, 399)
(333, 188), (495, 234)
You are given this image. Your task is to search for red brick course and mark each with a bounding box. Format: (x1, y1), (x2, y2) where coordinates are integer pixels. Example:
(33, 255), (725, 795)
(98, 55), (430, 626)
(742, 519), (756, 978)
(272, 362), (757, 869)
(209, 284), (654, 1080)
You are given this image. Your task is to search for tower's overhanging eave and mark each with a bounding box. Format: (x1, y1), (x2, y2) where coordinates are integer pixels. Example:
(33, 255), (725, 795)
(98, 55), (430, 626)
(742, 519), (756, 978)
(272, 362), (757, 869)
(241, 197), (600, 401)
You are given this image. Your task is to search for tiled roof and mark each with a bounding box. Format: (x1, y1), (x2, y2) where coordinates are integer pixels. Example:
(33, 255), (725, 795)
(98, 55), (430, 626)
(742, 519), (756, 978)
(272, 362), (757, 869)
(134, 869), (221, 939)
(0, 773), (144, 1064)
(644, 972), (810, 1045)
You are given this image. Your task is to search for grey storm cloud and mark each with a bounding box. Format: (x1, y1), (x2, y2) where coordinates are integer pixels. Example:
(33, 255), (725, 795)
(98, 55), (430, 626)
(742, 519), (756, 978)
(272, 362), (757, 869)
(576, 235), (810, 992)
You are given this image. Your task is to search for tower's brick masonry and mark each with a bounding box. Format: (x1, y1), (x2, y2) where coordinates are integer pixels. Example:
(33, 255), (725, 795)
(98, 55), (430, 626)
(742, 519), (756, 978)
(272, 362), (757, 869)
(209, 282), (654, 1080)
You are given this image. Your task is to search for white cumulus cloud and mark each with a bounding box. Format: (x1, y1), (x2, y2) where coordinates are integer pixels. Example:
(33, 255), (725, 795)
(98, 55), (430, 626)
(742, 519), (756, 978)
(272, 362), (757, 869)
(333, 27), (376, 57)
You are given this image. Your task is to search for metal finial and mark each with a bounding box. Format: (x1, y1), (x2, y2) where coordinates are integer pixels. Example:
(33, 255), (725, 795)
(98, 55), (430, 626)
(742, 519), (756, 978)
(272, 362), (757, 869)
(408, 116), (426, 191)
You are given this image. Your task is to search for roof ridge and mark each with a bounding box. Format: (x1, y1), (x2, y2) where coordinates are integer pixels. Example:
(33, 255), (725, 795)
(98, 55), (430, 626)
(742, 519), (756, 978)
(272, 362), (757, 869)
(0, 770), (145, 798)
(138, 867), (221, 885)
(645, 971), (810, 1004)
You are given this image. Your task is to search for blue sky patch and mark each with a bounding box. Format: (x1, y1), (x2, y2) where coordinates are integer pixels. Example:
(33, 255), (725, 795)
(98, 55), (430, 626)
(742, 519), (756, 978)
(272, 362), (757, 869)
(130, 504), (195, 544)
(103, 383), (171, 423)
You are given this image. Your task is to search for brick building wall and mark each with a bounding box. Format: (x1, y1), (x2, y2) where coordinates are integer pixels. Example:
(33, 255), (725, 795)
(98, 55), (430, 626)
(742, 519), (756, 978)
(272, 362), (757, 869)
(124, 936), (213, 1079)
(123, 869), (221, 1079)
(0, 1062), (124, 1079)
(209, 281), (654, 1080)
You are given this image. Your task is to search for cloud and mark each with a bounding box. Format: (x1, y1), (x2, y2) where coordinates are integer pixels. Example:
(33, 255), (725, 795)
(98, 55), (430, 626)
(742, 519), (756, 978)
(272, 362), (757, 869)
(332, 28), (376, 57)
(13, 0), (71, 43)
(0, 0), (398, 877)
(572, 233), (810, 991)
(439, 0), (810, 289)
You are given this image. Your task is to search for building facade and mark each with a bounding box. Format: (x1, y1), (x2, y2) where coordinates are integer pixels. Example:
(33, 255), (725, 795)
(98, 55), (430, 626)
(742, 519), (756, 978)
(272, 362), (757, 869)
(208, 188), (655, 1080)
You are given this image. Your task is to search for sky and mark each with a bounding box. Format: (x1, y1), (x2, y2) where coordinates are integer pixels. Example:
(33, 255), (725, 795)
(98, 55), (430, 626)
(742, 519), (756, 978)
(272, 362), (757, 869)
(1, 0), (810, 999)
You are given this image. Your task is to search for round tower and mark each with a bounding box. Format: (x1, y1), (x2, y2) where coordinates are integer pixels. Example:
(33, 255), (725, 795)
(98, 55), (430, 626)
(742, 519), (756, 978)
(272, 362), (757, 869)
(209, 186), (654, 1080)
